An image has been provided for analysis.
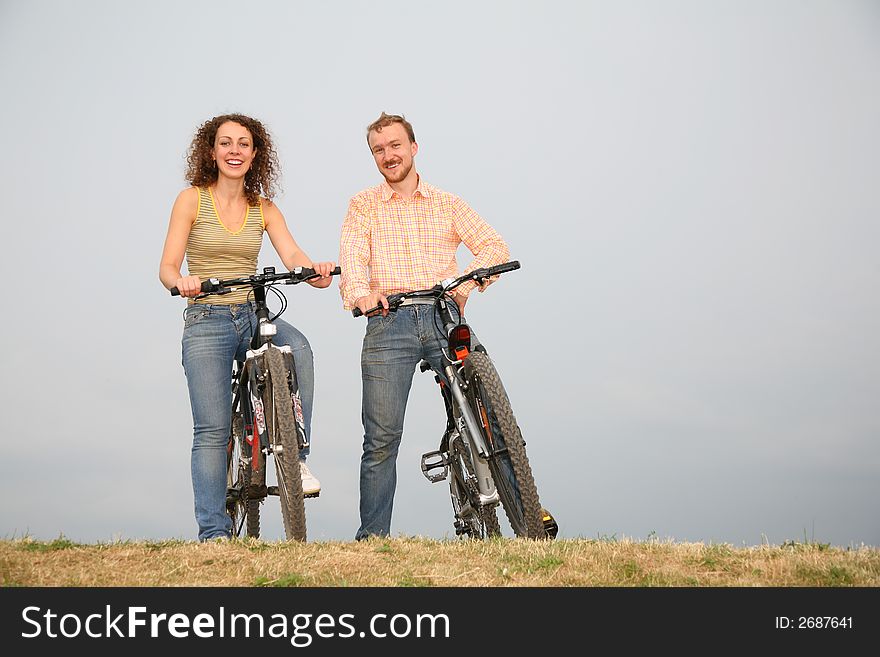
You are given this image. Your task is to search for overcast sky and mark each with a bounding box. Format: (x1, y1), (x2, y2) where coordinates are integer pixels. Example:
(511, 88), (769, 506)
(1, 0), (877, 547)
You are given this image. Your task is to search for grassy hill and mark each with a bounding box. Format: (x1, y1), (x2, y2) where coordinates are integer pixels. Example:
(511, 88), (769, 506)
(2, 536), (878, 587)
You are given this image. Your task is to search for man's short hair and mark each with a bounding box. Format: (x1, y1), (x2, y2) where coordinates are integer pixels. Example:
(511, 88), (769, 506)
(367, 112), (416, 144)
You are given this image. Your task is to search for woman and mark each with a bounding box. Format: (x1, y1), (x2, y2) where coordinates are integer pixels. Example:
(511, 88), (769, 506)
(159, 113), (335, 541)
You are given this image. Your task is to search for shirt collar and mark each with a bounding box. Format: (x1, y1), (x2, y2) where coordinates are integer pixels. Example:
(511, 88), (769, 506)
(379, 176), (431, 202)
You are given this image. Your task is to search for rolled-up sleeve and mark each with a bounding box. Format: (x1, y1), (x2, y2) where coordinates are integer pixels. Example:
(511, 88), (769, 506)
(339, 196), (373, 310)
(451, 196), (510, 297)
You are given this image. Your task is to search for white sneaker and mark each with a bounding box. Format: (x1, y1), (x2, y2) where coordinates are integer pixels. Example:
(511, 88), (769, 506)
(300, 461), (321, 497)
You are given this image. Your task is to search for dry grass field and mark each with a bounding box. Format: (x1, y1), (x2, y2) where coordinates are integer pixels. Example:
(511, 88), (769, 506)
(2, 536), (878, 587)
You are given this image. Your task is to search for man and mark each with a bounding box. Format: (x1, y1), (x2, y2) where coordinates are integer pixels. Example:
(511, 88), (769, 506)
(339, 112), (510, 540)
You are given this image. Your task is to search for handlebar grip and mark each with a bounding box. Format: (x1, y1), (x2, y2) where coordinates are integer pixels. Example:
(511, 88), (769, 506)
(297, 265), (341, 279)
(352, 303), (384, 317)
(353, 293), (401, 318)
(489, 260), (520, 276)
(170, 278), (220, 296)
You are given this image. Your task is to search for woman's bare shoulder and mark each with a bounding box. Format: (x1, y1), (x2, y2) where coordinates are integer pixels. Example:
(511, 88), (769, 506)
(172, 186), (200, 212)
(176, 186), (200, 203)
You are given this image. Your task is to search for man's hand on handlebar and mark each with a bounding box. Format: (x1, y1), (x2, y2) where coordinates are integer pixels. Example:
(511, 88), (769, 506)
(306, 261), (337, 289)
(350, 261), (520, 318)
(356, 292), (389, 317)
(173, 275), (203, 298)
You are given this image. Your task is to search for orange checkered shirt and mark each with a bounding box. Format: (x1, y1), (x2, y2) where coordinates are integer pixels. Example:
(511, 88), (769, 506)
(339, 179), (510, 310)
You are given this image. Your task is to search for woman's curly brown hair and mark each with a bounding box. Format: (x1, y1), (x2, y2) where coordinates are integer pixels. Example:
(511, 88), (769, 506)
(185, 113), (281, 206)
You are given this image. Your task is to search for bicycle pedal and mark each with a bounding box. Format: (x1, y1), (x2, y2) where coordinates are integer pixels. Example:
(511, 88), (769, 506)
(267, 485), (320, 499)
(420, 450), (448, 483)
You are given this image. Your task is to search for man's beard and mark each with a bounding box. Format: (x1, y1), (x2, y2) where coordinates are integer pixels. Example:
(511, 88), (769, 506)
(383, 159), (412, 183)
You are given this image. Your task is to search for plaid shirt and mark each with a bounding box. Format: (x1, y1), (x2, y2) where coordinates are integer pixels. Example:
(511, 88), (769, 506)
(339, 179), (510, 310)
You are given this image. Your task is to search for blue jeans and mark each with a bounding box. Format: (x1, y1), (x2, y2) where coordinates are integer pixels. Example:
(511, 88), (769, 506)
(181, 303), (315, 541)
(355, 304), (462, 540)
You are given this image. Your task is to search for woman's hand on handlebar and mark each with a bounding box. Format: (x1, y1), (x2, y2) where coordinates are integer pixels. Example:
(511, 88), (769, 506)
(173, 275), (203, 298)
(356, 292), (389, 317)
(307, 261), (337, 289)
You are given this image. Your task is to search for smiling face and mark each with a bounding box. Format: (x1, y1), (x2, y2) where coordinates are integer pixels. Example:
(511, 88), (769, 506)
(212, 121), (256, 180)
(368, 122), (418, 185)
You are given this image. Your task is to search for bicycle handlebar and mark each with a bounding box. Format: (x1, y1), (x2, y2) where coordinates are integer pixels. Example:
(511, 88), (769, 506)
(351, 260), (520, 317)
(170, 266), (341, 297)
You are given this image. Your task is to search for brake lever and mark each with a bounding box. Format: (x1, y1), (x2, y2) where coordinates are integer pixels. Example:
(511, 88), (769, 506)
(467, 268), (492, 287)
(285, 274), (319, 285)
(288, 265), (341, 285)
(353, 293), (405, 317)
(194, 286), (232, 300)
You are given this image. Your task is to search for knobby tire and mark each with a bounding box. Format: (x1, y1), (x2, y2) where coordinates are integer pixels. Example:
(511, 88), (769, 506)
(266, 347), (307, 541)
(463, 351), (546, 539)
(246, 380), (266, 538)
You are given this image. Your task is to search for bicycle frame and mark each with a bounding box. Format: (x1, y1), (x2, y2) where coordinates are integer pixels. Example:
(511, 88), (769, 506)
(429, 294), (500, 506)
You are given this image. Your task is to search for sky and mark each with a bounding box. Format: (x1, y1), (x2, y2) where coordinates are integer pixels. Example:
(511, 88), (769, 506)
(1, 0), (877, 548)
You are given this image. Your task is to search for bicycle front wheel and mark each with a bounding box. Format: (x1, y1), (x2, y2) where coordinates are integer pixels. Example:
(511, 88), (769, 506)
(265, 347), (307, 541)
(463, 351), (546, 539)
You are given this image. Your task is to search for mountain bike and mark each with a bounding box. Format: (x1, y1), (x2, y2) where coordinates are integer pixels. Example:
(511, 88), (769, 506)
(172, 265), (340, 541)
(353, 261), (558, 540)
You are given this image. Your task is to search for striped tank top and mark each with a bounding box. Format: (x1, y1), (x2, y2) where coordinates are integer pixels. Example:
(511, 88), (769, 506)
(185, 186), (265, 305)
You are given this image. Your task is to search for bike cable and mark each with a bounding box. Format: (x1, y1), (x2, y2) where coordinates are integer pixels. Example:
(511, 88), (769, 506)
(268, 285), (288, 323)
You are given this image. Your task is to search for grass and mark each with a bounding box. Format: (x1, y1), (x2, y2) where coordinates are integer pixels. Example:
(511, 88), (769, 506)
(2, 535), (878, 587)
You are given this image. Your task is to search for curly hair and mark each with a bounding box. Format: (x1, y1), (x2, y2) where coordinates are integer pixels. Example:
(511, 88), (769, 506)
(366, 112), (416, 145)
(185, 113), (281, 206)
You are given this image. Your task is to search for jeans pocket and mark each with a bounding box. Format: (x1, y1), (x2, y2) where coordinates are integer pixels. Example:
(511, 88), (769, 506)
(183, 307), (210, 328)
(365, 312), (394, 338)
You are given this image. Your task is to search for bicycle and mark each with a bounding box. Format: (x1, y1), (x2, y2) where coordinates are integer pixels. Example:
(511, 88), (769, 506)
(172, 265), (340, 541)
(353, 261), (558, 540)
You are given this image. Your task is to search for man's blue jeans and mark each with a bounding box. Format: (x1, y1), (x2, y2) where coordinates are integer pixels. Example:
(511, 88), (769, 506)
(355, 303), (461, 540)
(181, 303), (315, 541)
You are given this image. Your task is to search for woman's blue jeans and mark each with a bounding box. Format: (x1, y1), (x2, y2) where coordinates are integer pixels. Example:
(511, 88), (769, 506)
(181, 303), (315, 541)
(355, 303), (461, 540)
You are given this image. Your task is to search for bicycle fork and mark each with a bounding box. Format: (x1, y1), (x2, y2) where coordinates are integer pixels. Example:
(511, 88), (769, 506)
(240, 343), (308, 501)
(445, 364), (500, 505)
(246, 343), (309, 453)
(421, 363), (500, 506)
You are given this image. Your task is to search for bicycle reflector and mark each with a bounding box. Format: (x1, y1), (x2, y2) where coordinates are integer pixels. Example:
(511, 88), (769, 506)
(448, 324), (471, 360)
